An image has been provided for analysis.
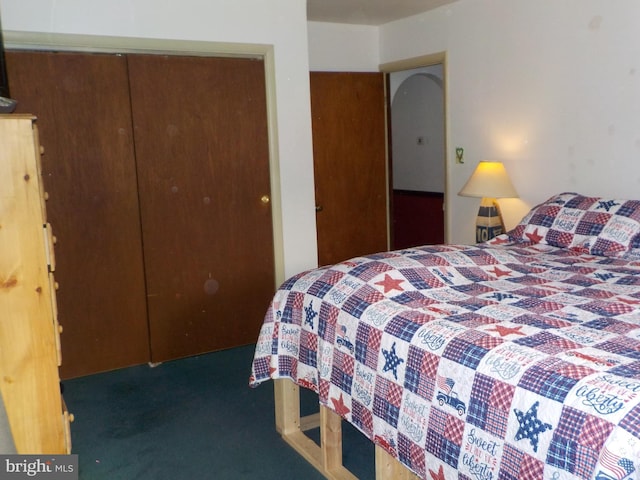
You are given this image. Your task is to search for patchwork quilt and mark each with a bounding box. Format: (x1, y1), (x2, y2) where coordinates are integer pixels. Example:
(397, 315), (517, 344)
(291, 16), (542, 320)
(250, 238), (640, 479)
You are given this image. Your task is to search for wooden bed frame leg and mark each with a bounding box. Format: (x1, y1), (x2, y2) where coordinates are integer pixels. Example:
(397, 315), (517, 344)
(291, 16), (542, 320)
(273, 379), (357, 479)
(273, 379), (418, 480)
(274, 378), (300, 435)
(375, 445), (420, 480)
(320, 404), (343, 472)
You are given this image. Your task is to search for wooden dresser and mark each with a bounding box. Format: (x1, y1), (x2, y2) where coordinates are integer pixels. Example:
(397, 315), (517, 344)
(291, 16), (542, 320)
(0, 115), (71, 453)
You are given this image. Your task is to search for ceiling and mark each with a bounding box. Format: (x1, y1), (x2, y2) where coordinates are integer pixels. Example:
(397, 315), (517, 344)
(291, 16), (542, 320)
(306, 0), (458, 26)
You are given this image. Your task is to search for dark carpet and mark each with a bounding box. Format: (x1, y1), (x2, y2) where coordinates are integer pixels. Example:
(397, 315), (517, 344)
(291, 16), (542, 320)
(64, 344), (373, 479)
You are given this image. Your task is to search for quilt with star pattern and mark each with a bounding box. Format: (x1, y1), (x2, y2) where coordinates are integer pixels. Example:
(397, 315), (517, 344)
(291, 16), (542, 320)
(250, 236), (640, 480)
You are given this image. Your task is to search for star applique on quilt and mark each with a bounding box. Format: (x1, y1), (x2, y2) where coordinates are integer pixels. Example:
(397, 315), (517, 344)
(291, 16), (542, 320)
(375, 274), (405, 294)
(514, 401), (552, 452)
(598, 199), (619, 211)
(429, 465), (446, 480)
(331, 393), (350, 417)
(488, 324), (526, 337)
(304, 301), (318, 328)
(488, 266), (511, 277)
(525, 228), (544, 243)
(489, 236), (510, 245)
(382, 342), (404, 380)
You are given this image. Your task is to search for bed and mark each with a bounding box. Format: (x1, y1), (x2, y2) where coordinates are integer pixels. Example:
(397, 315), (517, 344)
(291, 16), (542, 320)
(250, 192), (640, 479)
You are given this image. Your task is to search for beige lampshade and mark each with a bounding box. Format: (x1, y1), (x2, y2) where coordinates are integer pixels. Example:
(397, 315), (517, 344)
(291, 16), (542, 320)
(458, 161), (518, 199)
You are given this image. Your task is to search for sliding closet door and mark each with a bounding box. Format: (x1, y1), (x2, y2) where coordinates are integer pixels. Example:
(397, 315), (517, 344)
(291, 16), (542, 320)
(6, 51), (150, 378)
(127, 54), (274, 362)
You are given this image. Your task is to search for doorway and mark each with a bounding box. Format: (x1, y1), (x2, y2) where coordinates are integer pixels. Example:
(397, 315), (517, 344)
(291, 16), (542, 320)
(386, 60), (447, 249)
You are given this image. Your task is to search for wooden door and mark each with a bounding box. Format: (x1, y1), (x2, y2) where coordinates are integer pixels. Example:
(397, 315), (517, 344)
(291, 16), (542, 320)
(6, 51), (150, 378)
(392, 191), (444, 249)
(127, 54), (274, 362)
(310, 72), (388, 266)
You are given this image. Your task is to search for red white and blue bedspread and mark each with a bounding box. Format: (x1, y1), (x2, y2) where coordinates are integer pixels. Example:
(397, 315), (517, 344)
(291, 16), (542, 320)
(250, 238), (640, 480)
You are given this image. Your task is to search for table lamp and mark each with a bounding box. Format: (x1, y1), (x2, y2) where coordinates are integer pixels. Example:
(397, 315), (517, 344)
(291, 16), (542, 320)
(458, 161), (518, 243)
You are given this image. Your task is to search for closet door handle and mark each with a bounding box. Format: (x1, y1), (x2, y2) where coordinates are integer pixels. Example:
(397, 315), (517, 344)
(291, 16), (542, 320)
(315, 205), (323, 212)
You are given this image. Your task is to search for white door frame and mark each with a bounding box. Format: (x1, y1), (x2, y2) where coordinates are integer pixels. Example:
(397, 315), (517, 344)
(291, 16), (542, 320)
(380, 52), (449, 244)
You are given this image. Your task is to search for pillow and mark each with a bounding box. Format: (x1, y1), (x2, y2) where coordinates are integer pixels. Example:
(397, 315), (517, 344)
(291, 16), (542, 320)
(507, 192), (640, 256)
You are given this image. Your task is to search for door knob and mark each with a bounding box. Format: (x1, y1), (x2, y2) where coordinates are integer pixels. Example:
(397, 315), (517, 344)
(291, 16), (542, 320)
(261, 195), (270, 204)
(315, 205), (323, 212)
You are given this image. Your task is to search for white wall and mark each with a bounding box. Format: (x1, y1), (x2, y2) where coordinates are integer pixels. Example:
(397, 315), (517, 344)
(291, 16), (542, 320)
(381, 0), (640, 244)
(0, 0), (318, 279)
(307, 21), (379, 72)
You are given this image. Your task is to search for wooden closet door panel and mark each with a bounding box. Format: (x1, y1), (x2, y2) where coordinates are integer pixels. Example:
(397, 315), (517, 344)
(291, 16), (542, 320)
(127, 54), (274, 362)
(6, 51), (150, 378)
(311, 72), (388, 266)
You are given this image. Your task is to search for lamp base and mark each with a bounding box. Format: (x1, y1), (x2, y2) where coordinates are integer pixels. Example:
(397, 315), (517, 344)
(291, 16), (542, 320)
(476, 197), (505, 243)
(0, 95), (16, 113)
